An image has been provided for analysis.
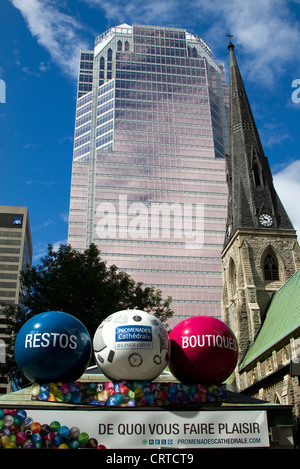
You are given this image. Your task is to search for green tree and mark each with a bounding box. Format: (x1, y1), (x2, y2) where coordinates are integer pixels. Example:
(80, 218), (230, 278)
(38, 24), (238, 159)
(1, 244), (173, 385)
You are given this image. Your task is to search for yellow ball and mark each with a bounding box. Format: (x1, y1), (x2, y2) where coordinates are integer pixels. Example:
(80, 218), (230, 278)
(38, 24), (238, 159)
(5, 440), (17, 449)
(1, 436), (10, 447)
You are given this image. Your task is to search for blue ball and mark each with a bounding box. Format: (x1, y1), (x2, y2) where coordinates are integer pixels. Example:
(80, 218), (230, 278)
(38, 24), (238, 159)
(14, 311), (92, 383)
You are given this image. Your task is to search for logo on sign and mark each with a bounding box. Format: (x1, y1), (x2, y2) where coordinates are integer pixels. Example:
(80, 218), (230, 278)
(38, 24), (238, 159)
(13, 217), (22, 226)
(115, 325), (152, 349)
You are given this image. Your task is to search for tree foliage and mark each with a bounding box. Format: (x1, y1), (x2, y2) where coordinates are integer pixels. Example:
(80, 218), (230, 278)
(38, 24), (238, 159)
(0, 244), (173, 385)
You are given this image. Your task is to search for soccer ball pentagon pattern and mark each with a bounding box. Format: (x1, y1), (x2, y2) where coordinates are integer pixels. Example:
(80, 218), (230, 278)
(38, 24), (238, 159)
(93, 309), (170, 381)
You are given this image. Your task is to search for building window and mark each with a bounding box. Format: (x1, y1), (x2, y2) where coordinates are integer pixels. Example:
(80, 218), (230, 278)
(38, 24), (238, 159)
(229, 257), (237, 299)
(263, 250), (279, 282)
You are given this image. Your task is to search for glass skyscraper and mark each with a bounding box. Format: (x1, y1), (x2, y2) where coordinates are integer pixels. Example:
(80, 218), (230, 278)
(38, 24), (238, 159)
(68, 24), (229, 327)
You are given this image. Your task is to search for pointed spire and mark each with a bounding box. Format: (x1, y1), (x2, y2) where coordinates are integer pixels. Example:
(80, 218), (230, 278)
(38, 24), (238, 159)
(223, 42), (294, 248)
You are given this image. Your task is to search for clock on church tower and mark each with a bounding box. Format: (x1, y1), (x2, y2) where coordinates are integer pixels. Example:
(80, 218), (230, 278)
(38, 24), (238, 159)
(258, 213), (273, 227)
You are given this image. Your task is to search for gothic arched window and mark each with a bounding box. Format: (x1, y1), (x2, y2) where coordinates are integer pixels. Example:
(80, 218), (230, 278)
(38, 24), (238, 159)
(99, 57), (105, 79)
(263, 249), (279, 282)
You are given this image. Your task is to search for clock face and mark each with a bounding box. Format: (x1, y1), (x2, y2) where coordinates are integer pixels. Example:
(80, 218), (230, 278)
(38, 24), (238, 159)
(128, 352), (143, 367)
(259, 213), (273, 227)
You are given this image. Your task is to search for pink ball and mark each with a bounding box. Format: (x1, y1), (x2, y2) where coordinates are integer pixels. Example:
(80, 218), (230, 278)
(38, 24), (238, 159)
(169, 316), (238, 384)
(16, 431), (27, 445)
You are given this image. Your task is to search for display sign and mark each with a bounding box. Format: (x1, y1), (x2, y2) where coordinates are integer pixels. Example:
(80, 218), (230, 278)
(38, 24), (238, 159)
(22, 409), (270, 449)
(115, 325), (153, 349)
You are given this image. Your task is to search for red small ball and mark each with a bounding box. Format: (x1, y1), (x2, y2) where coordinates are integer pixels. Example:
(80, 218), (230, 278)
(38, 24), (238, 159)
(169, 316), (238, 384)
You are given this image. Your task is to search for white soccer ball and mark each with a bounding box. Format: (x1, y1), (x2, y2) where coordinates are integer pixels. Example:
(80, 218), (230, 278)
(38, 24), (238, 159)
(93, 309), (170, 381)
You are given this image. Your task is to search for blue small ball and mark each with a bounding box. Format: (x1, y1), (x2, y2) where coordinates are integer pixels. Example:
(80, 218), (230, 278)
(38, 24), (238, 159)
(58, 426), (70, 438)
(52, 435), (63, 447)
(16, 410), (27, 421)
(14, 311), (92, 383)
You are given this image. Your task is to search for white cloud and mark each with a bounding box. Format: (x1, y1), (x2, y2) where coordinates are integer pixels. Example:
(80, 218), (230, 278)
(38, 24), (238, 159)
(32, 238), (68, 263)
(10, 0), (90, 78)
(273, 160), (300, 238)
(82, 0), (182, 25)
(60, 212), (70, 223)
(197, 0), (300, 85)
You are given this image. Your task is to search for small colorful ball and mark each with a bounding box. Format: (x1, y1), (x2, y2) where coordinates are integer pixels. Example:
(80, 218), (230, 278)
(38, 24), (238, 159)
(49, 383), (59, 395)
(31, 384), (41, 397)
(30, 422), (42, 433)
(3, 415), (14, 427)
(40, 424), (51, 435)
(32, 432), (42, 443)
(9, 423), (20, 434)
(53, 435), (63, 447)
(78, 432), (89, 445)
(16, 410), (27, 421)
(87, 438), (98, 448)
(1, 436), (10, 447)
(69, 426), (80, 439)
(50, 421), (61, 432)
(6, 440), (17, 449)
(58, 443), (69, 449)
(58, 426), (70, 438)
(23, 439), (36, 449)
(16, 431), (27, 445)
(69, 439), (80, 449)
(61, 383), (71, 394)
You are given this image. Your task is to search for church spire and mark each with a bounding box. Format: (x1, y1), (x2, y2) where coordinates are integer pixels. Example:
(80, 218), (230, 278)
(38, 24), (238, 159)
(223, 41), (294, 247)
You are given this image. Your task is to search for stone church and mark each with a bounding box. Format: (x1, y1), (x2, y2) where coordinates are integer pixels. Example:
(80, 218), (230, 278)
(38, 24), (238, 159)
(221, 41), (300, 433)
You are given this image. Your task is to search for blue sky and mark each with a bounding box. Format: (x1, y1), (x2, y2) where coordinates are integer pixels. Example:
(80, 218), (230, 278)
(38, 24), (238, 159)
(1, 0), (300, 264)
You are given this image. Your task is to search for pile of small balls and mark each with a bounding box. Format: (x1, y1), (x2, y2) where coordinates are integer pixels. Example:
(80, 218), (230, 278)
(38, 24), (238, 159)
(0, 409), (106, 449)
(77, 380), (227, 407)
(31, 380), (227, 407)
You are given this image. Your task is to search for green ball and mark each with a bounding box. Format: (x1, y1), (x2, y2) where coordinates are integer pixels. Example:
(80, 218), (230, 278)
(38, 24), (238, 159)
(78, 432), (89, 445)
(69, 439), (80, 449)
(50, 421), (61, 432)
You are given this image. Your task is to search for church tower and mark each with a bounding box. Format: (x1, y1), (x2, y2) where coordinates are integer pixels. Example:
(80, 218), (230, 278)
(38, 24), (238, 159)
(221, 41), (300, 374)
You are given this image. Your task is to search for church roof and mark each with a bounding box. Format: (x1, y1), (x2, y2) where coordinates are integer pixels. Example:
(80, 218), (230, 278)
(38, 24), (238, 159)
(239, 269), (300, 369)
(223, 42), (294, 249)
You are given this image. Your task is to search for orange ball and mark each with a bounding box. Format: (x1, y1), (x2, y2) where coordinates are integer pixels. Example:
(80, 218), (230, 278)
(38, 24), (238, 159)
(30, 422), (42, 433)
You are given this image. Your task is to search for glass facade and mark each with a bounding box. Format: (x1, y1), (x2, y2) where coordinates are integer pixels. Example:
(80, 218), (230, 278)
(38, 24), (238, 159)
(68, 24), (229, 327)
